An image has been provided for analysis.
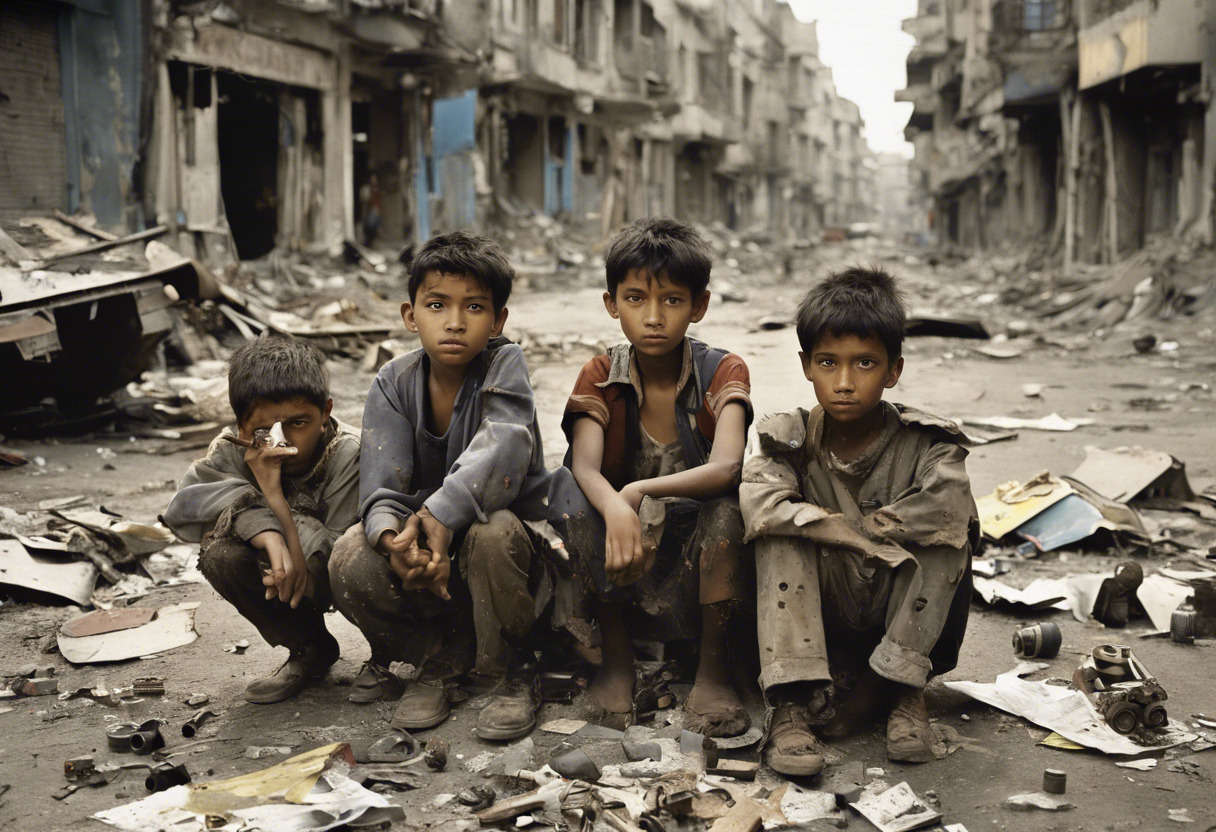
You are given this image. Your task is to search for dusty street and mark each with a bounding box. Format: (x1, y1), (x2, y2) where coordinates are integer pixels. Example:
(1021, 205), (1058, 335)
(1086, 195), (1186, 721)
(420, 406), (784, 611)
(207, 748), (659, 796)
(2, 245), (1215, 831)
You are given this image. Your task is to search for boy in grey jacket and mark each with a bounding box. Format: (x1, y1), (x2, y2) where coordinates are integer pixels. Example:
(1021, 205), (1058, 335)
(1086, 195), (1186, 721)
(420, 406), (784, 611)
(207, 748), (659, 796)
(163, 336), (360, 704)
(329, 231), (552, 742)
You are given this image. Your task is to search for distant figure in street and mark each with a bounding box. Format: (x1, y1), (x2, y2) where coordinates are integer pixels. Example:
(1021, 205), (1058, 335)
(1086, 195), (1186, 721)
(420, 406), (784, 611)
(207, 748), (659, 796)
(330, 232), (554, 742)
(163, 336), (360, 704)
(740, 268), (977, 776)
(548, 217), (755, 737)
(359, 172), (382, 247)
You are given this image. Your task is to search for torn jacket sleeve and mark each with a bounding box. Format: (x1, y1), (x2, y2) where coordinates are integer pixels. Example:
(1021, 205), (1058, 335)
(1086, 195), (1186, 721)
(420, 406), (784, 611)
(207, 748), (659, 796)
(359, 370), (418, 544)
(162, 434), (279, 543)
(861, 441), (975, 551)
(423, 346), (537, 534)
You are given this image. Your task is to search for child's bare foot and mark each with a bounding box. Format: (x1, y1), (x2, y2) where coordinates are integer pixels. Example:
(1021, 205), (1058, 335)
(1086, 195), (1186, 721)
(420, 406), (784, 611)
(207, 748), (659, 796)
(588, 662), (634, 717)
(684, 678), (749, 738)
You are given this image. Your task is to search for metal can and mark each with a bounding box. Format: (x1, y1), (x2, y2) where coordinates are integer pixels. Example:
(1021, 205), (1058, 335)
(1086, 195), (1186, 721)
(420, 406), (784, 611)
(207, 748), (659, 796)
(1171, 606), (1197, 644)
(1012, 622), (1062, 659)
(1043, 768), (1067, 794)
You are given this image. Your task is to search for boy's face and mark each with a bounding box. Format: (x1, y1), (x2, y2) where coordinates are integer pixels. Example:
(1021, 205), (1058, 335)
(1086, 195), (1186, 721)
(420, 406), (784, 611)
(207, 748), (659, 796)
(402, 271), (507, 370)
(604, 268), (710, 359)
(239, 396), (332, 476)
(800, 332), (903, 426)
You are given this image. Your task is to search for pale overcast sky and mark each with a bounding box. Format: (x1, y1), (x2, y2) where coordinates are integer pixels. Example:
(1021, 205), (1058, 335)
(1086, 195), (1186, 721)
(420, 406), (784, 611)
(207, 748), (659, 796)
(788, 0), (917, 156)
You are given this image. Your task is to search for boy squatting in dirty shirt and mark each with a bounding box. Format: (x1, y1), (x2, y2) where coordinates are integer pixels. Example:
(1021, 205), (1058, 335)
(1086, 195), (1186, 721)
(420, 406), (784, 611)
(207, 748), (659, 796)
(740, 268), (978, 776)
(162, 335), (361, 705)
(328, 231), (554, 743)
(547, 217), (754, 738)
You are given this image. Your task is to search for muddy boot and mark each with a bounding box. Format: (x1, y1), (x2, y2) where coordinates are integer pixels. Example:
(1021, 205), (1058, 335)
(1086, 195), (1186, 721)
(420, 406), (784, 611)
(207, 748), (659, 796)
(764, 703), (827, 777)
(476, 677), (540, 741)
(390, 655), (463, 731)
(349, 661), (405, 704)
(244, 633), (339, 705)
(886, 687), (943, 763)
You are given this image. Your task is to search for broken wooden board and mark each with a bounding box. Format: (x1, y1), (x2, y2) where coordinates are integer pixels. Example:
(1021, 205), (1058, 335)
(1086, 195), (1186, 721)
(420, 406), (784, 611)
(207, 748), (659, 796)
(0, 538), (98, 605)
(58, 602), (199, 664)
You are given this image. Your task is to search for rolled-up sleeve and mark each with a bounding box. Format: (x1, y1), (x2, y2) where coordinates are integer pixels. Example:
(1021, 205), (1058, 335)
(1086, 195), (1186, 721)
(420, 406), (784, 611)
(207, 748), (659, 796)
(162, 433), (272, 543)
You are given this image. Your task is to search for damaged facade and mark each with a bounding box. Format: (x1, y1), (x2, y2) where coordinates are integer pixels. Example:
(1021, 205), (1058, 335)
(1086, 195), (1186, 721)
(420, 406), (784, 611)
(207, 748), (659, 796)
(2, 0), (879, 262)
(900, 0), (1216, 264)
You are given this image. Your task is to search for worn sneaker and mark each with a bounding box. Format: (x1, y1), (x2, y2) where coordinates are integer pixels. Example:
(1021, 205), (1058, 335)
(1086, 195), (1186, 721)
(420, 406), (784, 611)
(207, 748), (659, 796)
(244, 634), (339, 705)
(886, 687), (943, 763)
(349, 661), (405, 703)
(476, 678), (540, 741)
(763, 703), (827, 777)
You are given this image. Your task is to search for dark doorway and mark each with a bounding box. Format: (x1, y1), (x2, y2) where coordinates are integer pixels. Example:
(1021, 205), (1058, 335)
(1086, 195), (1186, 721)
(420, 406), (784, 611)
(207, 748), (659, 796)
(506, 113), (545, 210)
(217, 72), (280, 259)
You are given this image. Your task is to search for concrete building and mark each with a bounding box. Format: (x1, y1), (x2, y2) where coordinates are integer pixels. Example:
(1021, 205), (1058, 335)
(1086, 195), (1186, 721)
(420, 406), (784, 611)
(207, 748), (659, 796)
(900, 0), (1216, 263)
(1, 0), (880, 259)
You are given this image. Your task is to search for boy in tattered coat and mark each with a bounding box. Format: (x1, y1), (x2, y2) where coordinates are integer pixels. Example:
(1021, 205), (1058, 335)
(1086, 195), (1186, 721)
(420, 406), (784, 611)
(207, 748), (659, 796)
(740, 268), (977, 776)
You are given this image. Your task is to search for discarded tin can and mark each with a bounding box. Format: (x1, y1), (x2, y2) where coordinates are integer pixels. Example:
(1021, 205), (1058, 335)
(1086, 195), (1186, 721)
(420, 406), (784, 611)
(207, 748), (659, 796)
(1012, 622), (1062, 659)
(64, 756), (96, 781)
(181, 709), (215, 738)
(1042, 769), (1066, 794)
(133, 678), (165, 697)
(146, 762), (191, 792)
(1171, 606), (1197, 644)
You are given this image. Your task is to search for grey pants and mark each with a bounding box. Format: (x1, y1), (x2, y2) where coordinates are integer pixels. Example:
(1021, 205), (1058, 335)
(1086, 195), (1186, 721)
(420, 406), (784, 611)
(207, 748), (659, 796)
(757, 536), (971, 691)
(329, 510), (545, 677)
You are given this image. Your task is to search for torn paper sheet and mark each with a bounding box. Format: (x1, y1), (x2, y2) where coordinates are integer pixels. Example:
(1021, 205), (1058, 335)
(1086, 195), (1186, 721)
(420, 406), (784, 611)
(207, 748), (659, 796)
(94, 763), (403, 831)
(945, 663), (1196, 756)
(1137, 574), (1193, 632)
(961, 413), (1093, 432)
(0, 538), (98, 605)
(58, 602), (199, 664)
(973, 574), (1106, 623)
(850, 782), (941, 832)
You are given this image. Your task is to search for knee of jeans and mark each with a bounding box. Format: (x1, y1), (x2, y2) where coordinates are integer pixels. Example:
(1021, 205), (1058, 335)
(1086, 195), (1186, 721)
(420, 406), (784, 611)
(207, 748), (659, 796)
(198, 537), (255, 584)
(328, 528), (380, 596)
(465, 511), (526, 573)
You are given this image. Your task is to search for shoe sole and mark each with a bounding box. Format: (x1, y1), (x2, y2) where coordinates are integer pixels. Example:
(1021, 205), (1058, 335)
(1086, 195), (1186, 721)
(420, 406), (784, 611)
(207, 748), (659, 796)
(765, 752), (826, 777)
(244, 657), (338, 705)
(475, 716), (536, 742)
(390, 707), (450, 731)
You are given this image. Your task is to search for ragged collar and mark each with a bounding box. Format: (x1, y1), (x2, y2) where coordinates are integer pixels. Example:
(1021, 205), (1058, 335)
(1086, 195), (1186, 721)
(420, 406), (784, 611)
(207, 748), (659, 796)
(597, 338), (694, 408)
(809, 401), (901, 479)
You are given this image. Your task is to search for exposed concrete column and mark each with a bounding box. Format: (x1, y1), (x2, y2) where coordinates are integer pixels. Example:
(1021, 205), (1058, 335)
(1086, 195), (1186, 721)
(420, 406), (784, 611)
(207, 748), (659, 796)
(322, 43), (353, 247)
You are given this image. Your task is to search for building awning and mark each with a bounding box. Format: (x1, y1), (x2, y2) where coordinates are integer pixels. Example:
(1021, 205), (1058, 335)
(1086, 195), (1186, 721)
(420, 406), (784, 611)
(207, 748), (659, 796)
(1003, 63), (1073, 109)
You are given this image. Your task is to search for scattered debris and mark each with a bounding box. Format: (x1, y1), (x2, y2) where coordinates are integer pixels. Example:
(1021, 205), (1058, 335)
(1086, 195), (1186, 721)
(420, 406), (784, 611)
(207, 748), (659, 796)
(0, 538), (98, 606)
(145, 762), (191, 793)
(181, 710), (215, 739)
(1168, 808), (1197, 823)
(58, 603), (199, 664)
(222, 639), (250, 654)
(549, 748), (600, 782)
(962, 413), (1093, 432)
(366, 731), (417, 763)
(1005, 792), (1075, 811)
(246, 746), (293, 760)
(1013, 623), (1062, 659)
(946, 662), (1196, 755)
(1116, 758), (1158, 770)
(424, 739), (449, 771)
(1071, 446), (1194, 504)
(850, 781), (941, 832)
(622, 725), (662, 762)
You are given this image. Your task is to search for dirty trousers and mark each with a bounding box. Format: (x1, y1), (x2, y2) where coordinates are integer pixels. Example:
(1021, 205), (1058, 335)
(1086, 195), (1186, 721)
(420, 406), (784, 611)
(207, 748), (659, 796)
(548, 473), (749, 640)
(756, 536), (971, 691)
(329, 510), (544, 677)
(197, 515), (335, 655)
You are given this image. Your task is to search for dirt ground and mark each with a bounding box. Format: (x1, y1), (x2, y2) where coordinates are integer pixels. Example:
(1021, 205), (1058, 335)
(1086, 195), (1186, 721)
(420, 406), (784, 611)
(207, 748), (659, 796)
(1, 245), (1215, 831)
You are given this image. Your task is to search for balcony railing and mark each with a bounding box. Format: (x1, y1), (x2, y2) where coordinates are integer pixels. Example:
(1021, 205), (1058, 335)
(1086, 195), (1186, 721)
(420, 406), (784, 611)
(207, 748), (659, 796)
(994, 0), (1070, 32)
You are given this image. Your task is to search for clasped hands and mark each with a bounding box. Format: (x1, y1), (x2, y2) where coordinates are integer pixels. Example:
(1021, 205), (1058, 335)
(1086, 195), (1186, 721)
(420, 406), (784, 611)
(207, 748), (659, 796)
(377, 508), (452, 600)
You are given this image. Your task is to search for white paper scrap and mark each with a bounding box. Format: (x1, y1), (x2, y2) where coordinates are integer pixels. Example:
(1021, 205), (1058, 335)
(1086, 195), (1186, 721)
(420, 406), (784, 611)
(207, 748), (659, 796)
(850, 782), (940, 832)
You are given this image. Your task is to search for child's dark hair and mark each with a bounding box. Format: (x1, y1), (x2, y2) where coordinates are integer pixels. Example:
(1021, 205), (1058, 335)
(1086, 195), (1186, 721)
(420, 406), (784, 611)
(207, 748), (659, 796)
(605, 217), (712, 297)
(407, 231), (514, 312)
(796, 267), (906, 360)
(227, 334), (329, 425)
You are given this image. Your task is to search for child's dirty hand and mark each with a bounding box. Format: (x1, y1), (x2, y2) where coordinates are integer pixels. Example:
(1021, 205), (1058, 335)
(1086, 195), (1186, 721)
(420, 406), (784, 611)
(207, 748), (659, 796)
(416, 508), (451, 560)
(604, 498), (645, 586)
(254, 530), (307, 606)
(399, 549), (452, 601)
(244, 443), (297, 494)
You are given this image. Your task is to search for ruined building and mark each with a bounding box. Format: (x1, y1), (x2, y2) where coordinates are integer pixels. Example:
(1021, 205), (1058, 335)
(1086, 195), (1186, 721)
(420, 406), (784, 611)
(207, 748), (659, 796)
(1, 0), (878, 262)
(900, 0), (1216, 263)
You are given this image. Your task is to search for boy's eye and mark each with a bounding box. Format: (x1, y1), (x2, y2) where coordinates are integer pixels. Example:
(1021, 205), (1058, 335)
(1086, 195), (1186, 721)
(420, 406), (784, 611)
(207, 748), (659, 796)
(292, 420), (308, 428)
(818, 358), (834, 367)
(859, 359), (876, 368)
(663, 297), (683, 306)
(625, 294), (643, 303)
(468, 303), (483, 312)
(426, 301), (443, 310)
